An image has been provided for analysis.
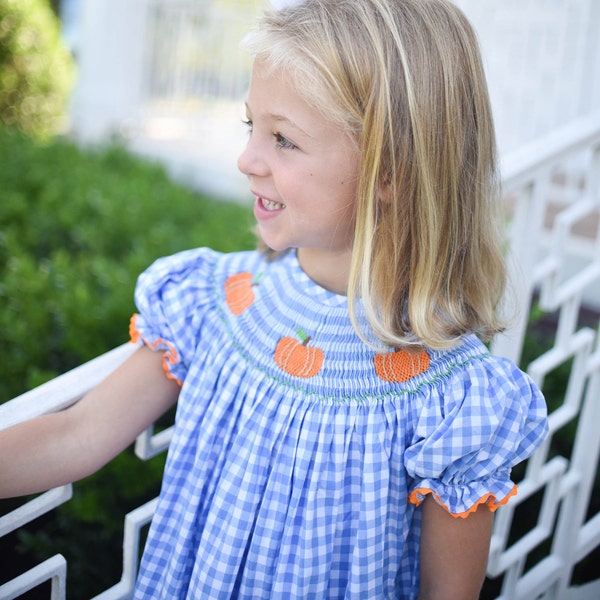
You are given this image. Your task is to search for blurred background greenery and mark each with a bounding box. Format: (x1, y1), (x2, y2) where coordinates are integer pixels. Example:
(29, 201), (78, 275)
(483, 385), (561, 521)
(0, 127), (254, 597)
(0, 1), (254, 596)
(0, 0), (73, 138)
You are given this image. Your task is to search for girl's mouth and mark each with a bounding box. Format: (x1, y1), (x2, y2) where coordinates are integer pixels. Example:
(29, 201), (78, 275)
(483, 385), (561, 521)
(260, 197), (285, 211)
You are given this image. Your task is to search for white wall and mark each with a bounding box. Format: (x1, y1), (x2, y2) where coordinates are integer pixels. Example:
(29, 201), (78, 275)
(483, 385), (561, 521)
(69, 0), (149, 141)
(455, 0), (600, 153)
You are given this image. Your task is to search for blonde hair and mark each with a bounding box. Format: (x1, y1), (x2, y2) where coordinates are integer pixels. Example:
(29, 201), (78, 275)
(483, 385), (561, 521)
(244, 0), (506, 350)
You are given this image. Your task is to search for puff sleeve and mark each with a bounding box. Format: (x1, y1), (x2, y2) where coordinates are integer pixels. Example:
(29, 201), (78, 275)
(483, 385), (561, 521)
(129, 248), (219, 385)
(404, 355), (548, 517)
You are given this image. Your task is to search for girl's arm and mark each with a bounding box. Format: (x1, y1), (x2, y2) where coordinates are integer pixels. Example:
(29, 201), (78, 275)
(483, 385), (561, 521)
(0, 345), (180, 499)
(418, 495), (494, 600)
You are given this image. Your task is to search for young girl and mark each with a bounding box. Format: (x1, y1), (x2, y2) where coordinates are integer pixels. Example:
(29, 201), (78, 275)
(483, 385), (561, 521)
(0, 0), (548, 598)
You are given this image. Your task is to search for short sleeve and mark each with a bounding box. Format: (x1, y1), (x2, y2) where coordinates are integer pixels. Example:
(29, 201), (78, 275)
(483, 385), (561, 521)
(129, 247), (219, 385)
(404, 355), (548, 517)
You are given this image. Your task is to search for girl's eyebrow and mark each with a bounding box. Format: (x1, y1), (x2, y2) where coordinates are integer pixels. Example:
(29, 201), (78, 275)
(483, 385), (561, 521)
(245, 102), (313, 139)
(270, 113), (314, 138)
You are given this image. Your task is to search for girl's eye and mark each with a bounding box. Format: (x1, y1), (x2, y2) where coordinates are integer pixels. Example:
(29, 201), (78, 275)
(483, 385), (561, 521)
(275, 133), (297, 150)
(242, 119), (253, 133)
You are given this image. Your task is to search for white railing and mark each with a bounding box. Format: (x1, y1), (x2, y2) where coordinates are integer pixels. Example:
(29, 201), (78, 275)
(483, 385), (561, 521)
(1, 111), (600, 599)
(486, 110), (600, 600)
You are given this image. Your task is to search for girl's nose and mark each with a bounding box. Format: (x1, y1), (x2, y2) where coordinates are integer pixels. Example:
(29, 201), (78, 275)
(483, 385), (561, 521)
(237, 137), (269, 178)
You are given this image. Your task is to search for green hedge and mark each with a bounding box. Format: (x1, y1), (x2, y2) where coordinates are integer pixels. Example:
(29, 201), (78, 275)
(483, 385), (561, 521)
(0, 0), (74, 138)
(0, 127), (255, 401)
(0, 127), (254, 597)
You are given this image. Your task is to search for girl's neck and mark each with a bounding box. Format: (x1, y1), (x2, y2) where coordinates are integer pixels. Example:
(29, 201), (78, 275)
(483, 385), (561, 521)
(296, 247), (352, 296)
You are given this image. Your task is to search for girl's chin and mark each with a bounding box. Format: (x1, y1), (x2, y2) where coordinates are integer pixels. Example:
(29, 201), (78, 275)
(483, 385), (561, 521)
(261, 240), (290, 253)
(255, 227), (289, 253)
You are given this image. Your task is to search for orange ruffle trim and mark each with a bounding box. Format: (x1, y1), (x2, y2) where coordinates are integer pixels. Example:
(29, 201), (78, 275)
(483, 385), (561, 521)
(129, 313), (183, 387)
(408, 484), (518, 519)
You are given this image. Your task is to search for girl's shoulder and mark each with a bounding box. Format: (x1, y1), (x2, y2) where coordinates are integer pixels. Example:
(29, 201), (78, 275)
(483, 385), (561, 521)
(429, 336), (540, 398)
(419, 335), (546, 420)
(426, 336), (532, 391)
(138, 247), (261, 282)
(412, 334), (548, 460)
(135, 247), (267, 304)
(131, 248), (266, 382)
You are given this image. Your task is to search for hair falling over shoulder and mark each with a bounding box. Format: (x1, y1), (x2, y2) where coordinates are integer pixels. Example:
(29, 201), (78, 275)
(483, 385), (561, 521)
(245, 0), (508, 350)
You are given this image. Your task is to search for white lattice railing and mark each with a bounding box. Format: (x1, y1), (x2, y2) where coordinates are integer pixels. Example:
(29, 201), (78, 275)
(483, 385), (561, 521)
(1, 112), (600, 599)
(485, 110), (600, 600)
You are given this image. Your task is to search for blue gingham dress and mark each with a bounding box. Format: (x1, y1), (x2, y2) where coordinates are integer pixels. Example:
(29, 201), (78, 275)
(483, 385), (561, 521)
(130, 248), (548, 599)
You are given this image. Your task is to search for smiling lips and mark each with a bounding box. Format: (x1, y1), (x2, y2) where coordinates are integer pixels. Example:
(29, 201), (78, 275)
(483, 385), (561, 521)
(260, 197), (285, 211)
(253, 196), (286, 224)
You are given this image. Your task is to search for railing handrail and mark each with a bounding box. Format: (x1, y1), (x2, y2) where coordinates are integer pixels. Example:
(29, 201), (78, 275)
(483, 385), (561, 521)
(0, 344), (136, 431)
(501, 109), (600, 194)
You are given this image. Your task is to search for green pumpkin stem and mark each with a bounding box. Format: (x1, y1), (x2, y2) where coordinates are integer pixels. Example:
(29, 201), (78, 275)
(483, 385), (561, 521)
(297, 328), (311, 345)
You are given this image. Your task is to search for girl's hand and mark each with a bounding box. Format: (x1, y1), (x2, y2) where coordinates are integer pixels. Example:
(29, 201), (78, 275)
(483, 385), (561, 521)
(0, 345), (180, 499)
(418, 494), (494, 600)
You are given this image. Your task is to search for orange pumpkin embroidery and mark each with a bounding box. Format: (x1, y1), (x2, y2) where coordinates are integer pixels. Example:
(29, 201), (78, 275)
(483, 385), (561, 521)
(225, 272), (261, 315)
(373, 348), (430, 383)
(274, 328), (325, 379)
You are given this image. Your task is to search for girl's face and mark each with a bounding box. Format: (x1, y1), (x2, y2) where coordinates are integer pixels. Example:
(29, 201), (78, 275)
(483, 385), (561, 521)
(237, 59), (360, 294)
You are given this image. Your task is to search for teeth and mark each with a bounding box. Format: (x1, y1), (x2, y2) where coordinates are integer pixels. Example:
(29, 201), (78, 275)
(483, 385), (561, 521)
(262, 198), (285, 211)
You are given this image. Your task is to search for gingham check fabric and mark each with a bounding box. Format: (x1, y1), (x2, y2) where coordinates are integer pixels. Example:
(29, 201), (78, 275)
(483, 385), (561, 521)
(130, 248), (548, 599)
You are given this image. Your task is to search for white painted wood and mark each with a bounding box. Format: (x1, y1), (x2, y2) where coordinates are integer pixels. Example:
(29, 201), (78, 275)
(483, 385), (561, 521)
(0, 343), (137, 431)
(0, 555), (67, 600)
(91, 499), (158, 600)
(0, 486), (72, 538)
